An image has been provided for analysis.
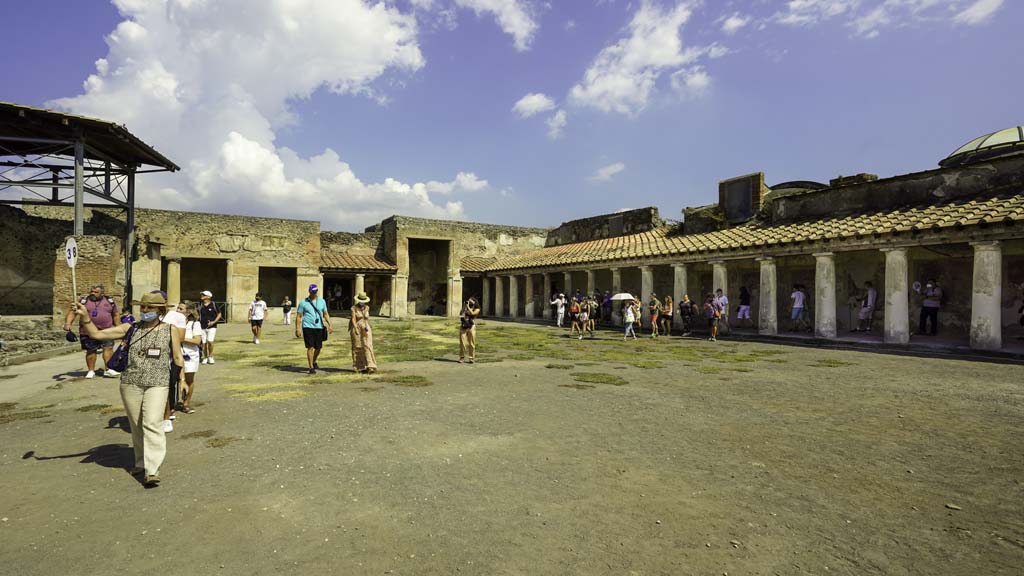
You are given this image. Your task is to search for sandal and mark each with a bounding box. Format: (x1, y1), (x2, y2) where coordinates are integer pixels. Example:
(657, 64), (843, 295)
(182, 405), (196, 414)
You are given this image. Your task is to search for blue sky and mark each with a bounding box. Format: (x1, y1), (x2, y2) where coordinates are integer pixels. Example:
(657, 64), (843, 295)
(2, 0), (1018, 231)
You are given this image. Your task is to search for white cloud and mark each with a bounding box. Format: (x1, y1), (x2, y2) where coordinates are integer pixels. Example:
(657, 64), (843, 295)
(546, 109), (567, 140)
(588, 162), (626, 182)
(953, 0), (1004, 25)
(568, 0), (700, 115)
(775, 0), (860, 27)
(512, 92), (557, 117)
(720, 12), (751, 34)
(671, 66), (710, 97)
(49, 0), (495, 231)
(453, 0), (539, 51)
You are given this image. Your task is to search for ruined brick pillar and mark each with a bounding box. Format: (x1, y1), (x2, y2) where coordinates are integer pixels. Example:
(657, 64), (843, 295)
(640, 265), (653, 329)
(882, 248), (909, 344)
(970, 241), (1002, 350)
(563, 271), (572, 299)
(610, 267), (622, 327)
(813, 252), (837, 338)
(166, 257), (182, 306)
(482, 276), (492, 317)
(509, 275), (519, 319)
(354, 273), (365, 296)
(524, 274), (535, 318)
(757, 257), (777, 335)
(542, 273), (552, 320)
(672, 263), (688, 331)
(495, 275), (505, 317)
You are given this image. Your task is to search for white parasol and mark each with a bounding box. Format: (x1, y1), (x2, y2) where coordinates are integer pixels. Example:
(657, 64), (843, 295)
(610, 292), (635, 301)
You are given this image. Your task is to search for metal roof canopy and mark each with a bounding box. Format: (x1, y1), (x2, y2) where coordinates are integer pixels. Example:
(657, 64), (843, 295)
(0, 101), (179, 304)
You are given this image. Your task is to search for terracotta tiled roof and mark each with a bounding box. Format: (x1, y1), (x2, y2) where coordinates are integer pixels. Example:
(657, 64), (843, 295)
(321, 253), (397, 271)
(460, 256), (497, 273)
(487, 193), (1024, 271)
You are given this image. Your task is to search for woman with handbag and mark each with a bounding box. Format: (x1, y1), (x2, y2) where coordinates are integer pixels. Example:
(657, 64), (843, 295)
(349, 292), (377, 373)
(176, 301), (203, 414)
(73, 292), (183, 487)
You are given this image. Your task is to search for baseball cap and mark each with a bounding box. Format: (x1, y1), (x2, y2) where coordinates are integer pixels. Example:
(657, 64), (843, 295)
(308, 283), (319, 292)
(200, 290), (213, 298)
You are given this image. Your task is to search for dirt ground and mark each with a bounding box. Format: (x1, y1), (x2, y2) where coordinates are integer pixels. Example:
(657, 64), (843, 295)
(0, 317), (1021, 576)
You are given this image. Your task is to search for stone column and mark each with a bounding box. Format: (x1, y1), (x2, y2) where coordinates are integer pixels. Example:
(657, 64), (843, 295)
(757, 257), (777, 336)
(166, 258), (181, 306)
(509, 275), (520, 319)
(392, 274), (409, 319)
(542, 273), (552, 320)
(672, 264), (688, 330)
(640, 265), (654, 329)
(711, 260), (728, 298)
(525, 274), (536, 318)
(585, 269), (595, 296)
(813, 252), (837, 338)
(482, 276), (492, 317)
(610, 267), (623, 326)
(563, 271), (573, 299)
(882, 248), (909, 344)
(447, 275), (463, 318)
(495, 276), (505, 317)
(354, 273), (365, 296)
(224, 258), (237, 322)
(970, 241), (1002, 350)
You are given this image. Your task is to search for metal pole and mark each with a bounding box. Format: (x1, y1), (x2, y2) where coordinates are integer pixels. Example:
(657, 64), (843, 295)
(125, 168), (136, 306)
(104, 161), (111, 196)
(51, 169), (59, 202)
(73, 138), (84, 236)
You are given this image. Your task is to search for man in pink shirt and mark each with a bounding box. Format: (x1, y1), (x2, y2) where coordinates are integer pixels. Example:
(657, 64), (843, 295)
(63, 284), (121, 378)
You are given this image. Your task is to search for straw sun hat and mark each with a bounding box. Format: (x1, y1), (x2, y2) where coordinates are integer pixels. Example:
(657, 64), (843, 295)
(133, 292), (167, 307)
(354, 292), (370, 304)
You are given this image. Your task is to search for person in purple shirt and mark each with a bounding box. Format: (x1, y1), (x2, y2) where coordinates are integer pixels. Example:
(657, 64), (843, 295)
(63, 284), (120, 378)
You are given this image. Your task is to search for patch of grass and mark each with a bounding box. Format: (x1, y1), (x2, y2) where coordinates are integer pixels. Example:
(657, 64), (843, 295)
(0, 410), (50, 425)
(242, 390), (309, 402)
(749, 349), (788, 356)
(696, 366), (722, 374)
(545, 363), (574, 370)
(472, 357), (503, 363)
(181, 429), (217, 439)
(730, 367), (755, 373)
(571, 372), (628, 386)
(0, 402), (16, 411)
(559, 383), (596, 390)
(224, 382), (306, 393)
(357, 386), (384, 392)
(75, 404), (112, 412)
(630, 360), (664, 369)
(27, 403), (57, 410)
(206, 436), (242, 448)
(384, 375), (432, 387)
(505, 353), (535, 361)
(46, 383), (64, 390)
(811, 359), (856, 368)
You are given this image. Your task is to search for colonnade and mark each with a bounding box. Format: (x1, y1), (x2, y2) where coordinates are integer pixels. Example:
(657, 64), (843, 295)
(478, 241), (1006, 351)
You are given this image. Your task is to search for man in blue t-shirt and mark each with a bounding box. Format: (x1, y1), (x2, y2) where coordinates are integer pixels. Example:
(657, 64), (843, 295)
(295, 283), (332, 374)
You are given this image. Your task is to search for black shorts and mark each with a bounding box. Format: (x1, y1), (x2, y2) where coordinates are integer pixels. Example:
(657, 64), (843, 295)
(80, 336), (113, 352)
(302, 327), (325, 350)
(707, 317), (719, 328)
(250, 319), (264, 327)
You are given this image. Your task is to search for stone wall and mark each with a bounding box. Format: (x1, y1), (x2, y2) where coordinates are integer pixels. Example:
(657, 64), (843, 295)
(767, 155), (1024, 224)
(545, 207), (663, 247)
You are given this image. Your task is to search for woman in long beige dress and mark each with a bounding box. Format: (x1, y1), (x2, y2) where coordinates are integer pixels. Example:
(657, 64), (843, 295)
(349, 292), (377, 373)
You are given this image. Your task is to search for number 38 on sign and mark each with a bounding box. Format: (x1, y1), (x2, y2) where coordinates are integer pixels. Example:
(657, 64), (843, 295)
(65, 237), (79, 269)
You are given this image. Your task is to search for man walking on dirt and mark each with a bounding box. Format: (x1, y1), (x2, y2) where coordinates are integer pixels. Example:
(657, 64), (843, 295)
(63, 284), (120, 378)
(198, 291), (222, 364)
(296, 284), (331, 374)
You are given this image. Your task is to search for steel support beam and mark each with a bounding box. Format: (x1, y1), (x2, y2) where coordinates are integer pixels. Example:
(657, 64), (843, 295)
(74, 138), (84, 236)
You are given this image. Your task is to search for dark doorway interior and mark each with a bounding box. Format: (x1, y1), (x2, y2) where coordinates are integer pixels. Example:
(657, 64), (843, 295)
(462, 277), (483, 306)
(258, 267), (297, 308)
(181, 258), (227, 303)
(408, 238), (450, 315)
(323, 276), (353, 312)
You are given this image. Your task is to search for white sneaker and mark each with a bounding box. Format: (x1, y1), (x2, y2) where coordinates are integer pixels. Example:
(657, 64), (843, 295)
(254, 338), (260, 344)
(162, 420), (173, 433)
(208, 357), (215, 364)
(201, 357), (209, 365)
(85, 370), (96, 379)
(103, 369), (120, 378)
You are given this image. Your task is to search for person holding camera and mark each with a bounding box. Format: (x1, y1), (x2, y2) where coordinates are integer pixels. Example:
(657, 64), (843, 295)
(73, 291), (183, 487)
(459, 297), (480, 363)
